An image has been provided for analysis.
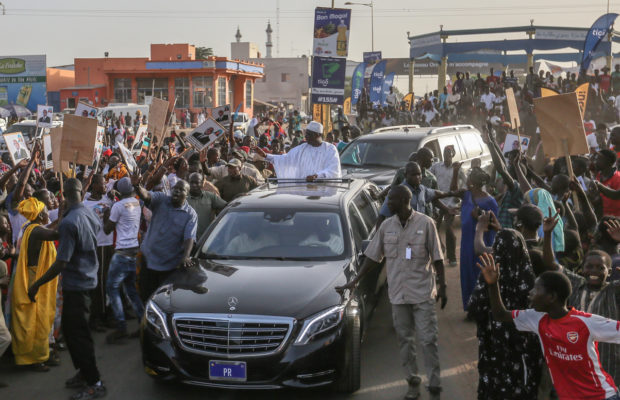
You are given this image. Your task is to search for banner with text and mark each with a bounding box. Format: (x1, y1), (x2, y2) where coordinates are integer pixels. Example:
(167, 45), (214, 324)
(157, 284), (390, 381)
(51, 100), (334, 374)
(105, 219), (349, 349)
(313, 7), (351, 57)
(0, 55), (46, 111)
(311, 56), (347, 105)
(369, 60), (386, 108)
(381, 73), (395, 107)
(351, 62), (366, 106)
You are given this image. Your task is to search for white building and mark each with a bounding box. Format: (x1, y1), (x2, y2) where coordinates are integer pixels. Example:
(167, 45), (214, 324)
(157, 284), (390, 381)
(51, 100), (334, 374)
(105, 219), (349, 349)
(230, 24), (310, 113)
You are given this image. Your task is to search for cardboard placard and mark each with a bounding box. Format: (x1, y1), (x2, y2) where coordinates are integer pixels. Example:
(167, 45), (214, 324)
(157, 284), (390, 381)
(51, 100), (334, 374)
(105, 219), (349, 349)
(505, 88), (520, 130)
(75, 101), (98, 119)
(575, 83), (589, 117)
(37, 105), (53, 128)
(185, 118), (226, 151)
(3, 132), (30, 165)
(533, 92), (589, 158)
(50, 127), (63, 173)
(541, 88), (559, 97)
(61, 114), (99, 165)
(147, 97), (169, 146)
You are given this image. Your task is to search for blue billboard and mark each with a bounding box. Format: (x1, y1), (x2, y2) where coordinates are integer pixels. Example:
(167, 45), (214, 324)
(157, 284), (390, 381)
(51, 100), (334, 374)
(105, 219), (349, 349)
(311, 56), (347, 105)
(369, 60), (386, 108)
(0, 55), (47, 112)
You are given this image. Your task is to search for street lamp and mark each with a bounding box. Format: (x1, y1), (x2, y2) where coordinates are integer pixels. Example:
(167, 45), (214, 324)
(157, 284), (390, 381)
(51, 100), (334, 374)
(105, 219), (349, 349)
(345, 0), (374, 51)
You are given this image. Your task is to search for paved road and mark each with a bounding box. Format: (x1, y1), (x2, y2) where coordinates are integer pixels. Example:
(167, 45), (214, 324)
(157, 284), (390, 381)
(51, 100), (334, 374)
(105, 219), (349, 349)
(1, 260), (478, 400)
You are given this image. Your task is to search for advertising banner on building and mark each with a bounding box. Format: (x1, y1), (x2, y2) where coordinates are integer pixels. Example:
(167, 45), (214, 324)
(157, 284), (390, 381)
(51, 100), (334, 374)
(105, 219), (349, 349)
(311, 56), (347, 105)
(369, 60), (386, 108)
(351, 62), (366, 106)
(381, 73), (395, 106)
(313, 7), (352, 57)
(0, 55), (46, 112)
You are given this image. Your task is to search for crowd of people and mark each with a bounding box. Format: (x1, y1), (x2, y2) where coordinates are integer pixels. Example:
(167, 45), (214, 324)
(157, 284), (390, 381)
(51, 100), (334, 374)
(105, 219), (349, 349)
(0, 64), (619, 400)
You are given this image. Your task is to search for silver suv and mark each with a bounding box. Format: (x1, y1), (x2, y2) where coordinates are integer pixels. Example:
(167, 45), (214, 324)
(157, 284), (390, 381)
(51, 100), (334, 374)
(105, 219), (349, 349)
(340, 124), (493, 188)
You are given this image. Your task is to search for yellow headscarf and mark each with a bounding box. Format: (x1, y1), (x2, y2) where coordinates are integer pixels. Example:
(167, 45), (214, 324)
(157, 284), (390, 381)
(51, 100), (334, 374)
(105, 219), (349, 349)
(17, 198), (45, 222)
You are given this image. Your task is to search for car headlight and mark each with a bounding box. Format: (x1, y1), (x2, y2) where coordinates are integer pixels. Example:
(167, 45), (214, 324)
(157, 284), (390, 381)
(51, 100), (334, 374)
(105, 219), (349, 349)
(145, 300), (171, 339)
(294, 305), (345, 346)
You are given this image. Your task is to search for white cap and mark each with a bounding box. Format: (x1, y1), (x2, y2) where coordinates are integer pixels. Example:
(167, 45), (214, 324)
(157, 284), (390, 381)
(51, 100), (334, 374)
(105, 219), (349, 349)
(609, 96), (615, 101)
(233, 130), (244, 139)
(306, 121), (324, 134)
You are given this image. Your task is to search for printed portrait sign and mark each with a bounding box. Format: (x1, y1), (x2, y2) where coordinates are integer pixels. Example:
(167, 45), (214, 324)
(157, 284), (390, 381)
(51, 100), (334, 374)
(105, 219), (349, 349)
(211, 104), (231, 126)
(186, 118), (226, 151)
(75, 101), (98, 119)
(502, 133), (530, 154)
(93, 126), (105, 166)
(43, 132), (53, 169)
(36, 105), (53, 128)
(313, 7), (351, 57)
(132, 125), (148, 155)
(117, 142), (137, 173)
(3, 132), (31, 165)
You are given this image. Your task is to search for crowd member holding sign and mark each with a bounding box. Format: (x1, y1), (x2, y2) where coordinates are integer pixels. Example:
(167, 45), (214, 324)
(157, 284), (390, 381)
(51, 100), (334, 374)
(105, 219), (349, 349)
(253, 121), (341, 181)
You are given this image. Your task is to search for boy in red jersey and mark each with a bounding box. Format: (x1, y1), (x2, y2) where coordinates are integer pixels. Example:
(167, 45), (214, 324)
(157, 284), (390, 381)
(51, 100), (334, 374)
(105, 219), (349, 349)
(477, 253), (620, 400)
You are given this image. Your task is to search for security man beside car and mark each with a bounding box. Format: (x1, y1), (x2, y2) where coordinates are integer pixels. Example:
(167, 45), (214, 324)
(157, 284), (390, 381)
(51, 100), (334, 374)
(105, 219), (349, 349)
(337, 184), (447, 400)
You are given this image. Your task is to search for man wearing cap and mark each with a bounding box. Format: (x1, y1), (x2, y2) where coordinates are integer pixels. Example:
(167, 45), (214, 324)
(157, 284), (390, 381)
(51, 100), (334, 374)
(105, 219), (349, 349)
(215, 159), (259, 202)
(253, 121), (341, 182)
(206, 151), (265, 184)
(102, 177), (145, 344)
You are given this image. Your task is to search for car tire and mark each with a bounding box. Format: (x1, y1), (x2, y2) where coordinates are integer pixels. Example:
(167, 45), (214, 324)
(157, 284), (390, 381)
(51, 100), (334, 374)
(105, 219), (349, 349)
(334, 312), (361, 393)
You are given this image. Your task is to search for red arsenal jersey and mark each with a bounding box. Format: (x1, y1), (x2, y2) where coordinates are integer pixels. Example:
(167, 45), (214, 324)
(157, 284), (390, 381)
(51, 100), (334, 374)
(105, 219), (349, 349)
(512, 308), (620, 400)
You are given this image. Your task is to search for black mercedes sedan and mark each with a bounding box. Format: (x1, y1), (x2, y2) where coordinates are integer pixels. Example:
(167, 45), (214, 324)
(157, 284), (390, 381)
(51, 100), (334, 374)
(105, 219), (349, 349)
(141, 179), (385, 392)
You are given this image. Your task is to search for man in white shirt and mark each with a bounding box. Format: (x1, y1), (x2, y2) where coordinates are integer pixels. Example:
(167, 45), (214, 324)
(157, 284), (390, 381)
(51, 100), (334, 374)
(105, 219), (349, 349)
(480, 87), (496, 111)
(587, 123), (610, 152)
(254, 121), (341, 181)
(386, 86), (399, 109)
(430, 145), (466, 266)
(103, 177), (144, 343)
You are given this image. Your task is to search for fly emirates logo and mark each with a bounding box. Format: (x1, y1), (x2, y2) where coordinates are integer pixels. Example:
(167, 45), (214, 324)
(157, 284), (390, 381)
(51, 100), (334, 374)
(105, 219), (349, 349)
(548, 344), (583, 361)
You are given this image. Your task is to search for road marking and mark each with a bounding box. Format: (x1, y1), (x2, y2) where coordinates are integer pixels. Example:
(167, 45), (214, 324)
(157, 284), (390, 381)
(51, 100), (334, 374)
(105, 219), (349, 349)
(355, 360), (478, 395)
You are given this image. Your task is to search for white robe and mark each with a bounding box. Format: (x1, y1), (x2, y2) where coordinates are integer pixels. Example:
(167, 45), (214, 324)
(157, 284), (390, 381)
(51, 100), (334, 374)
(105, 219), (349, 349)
(266, 142), (341, 179)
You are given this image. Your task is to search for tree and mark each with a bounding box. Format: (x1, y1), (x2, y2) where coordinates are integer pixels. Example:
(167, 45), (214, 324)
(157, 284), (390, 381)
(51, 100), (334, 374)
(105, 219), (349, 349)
(195, 47), (214, 59)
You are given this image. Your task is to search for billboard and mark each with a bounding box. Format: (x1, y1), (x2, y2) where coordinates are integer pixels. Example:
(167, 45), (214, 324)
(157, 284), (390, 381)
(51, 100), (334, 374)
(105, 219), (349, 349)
(0, 55), (46, 111)
(313, 8), (352, 57)
(311, 56), (347, 105)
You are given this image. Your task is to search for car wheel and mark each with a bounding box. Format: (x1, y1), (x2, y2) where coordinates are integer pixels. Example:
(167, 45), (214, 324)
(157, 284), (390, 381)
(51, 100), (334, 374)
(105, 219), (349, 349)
(334, 312), (361, 393)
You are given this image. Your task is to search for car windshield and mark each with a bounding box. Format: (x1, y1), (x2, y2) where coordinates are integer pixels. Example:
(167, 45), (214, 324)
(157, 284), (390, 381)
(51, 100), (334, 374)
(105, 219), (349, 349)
(200, 210), (346, 260)
(5, 125), (36, 138)
(233, 115), (246, 123)
(340, 139), (420, 168)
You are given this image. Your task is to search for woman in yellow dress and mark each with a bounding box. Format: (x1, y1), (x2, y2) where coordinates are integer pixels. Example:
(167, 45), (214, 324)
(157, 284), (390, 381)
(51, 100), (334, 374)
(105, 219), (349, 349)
(10, 197), (60, 371)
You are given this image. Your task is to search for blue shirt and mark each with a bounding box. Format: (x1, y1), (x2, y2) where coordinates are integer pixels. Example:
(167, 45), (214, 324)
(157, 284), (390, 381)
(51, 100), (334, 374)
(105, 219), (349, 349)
(141, 192), (198, 271)
(380, 182), (436, 218)
(57, 203), (101, 291)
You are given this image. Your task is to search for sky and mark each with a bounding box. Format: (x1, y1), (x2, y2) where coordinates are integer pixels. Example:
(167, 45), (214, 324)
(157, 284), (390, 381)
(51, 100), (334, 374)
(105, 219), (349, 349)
(1, 0), (618, 67)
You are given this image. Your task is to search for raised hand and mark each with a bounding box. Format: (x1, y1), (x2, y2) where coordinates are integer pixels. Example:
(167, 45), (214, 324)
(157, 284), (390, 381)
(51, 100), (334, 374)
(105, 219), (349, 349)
(542, 207), (560, 234)
(476, 253), (499, 285)
(604, 219), (620, 243)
